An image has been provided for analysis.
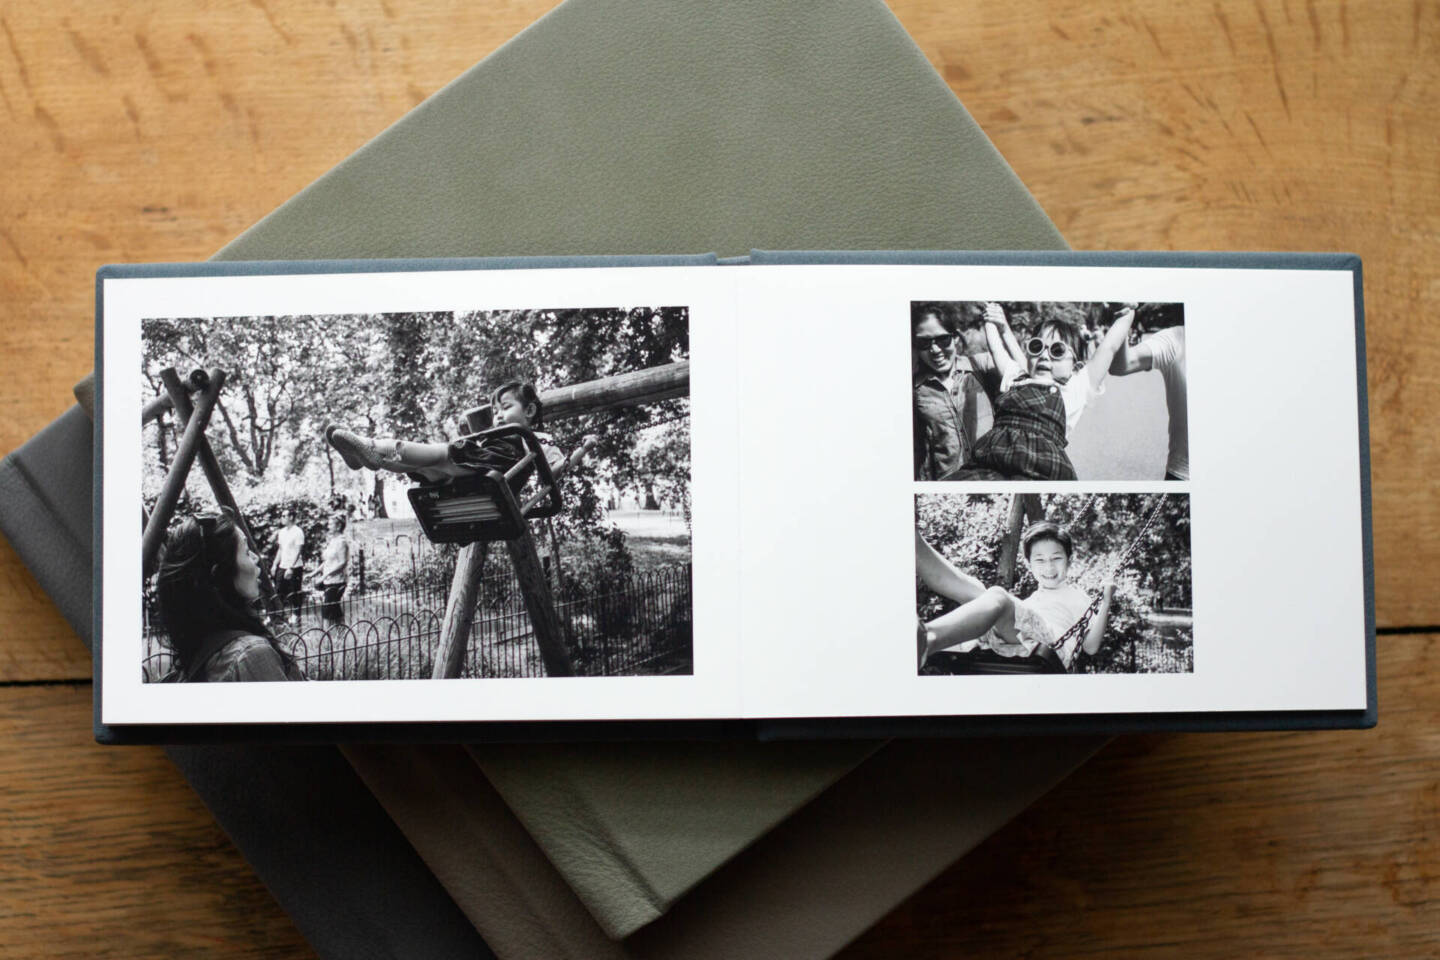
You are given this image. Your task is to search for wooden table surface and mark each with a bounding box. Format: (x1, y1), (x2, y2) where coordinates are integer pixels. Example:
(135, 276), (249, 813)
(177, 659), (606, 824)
(1, 1), (1435, 957)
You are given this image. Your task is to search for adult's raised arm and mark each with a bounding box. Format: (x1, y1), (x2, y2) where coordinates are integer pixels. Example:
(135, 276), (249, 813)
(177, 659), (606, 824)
(982, 302), (1022, 383)
(1108, 321), (1156, 376)
(1086, 304), (1139, 390)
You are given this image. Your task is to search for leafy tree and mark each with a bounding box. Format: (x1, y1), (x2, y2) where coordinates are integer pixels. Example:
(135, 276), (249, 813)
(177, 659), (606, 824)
(140, 305), (692, 558)
(141, 315), (333, 480)
(944, 300), (1183, 360)
(440, 306), (692, 539)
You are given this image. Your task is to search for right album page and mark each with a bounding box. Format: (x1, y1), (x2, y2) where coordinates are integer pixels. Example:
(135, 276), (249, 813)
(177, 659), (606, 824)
(732, 257), (1369, 724)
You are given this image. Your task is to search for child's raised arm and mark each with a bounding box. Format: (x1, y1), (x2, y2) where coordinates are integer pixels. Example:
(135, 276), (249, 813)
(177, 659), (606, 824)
(998, 315), (1027, 369)
(1085, 303), (1138, 390)
(982, 302), (1022, 383)
(553, 434), (599, 480)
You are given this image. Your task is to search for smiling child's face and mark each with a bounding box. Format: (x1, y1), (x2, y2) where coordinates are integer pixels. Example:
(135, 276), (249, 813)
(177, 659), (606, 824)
(1026, 538), (1070, 590)
(1028, 323), (1077, 384)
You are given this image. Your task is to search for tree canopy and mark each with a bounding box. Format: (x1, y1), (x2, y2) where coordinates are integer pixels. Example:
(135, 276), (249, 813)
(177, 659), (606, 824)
(141, 307), (692, 534)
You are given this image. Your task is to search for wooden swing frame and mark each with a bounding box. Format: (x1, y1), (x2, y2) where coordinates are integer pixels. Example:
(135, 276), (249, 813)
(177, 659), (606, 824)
(427, 361), (689, 680)
(139, 360), (689, 681)
(140, 367), (276, 602)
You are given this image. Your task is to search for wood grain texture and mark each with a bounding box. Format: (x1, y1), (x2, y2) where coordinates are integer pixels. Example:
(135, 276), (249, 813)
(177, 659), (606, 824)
(0, 639), (1432, 960)
(891, 0), (1440, 627)
(840, 632), (1440, 959)
(0, 0), (1435, 957)
(0, 545), (87, 680)
(0, 684), (315, 959)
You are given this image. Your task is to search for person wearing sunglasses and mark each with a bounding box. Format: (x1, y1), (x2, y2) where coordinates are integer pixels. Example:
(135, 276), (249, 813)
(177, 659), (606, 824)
(911, 302), (995, 481)
(154, 508), (305, 682)
(948, 301), (1136, 480)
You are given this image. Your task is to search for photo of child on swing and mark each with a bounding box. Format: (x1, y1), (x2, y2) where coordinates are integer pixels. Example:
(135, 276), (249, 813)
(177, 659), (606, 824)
(139, 306), (694, 684)
(915, 493), (1193, 675)
(912, 300), (1188, 481)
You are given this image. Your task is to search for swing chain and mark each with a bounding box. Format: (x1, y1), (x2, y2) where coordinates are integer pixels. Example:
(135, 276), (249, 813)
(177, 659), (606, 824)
(1053, 493), (1170, 668)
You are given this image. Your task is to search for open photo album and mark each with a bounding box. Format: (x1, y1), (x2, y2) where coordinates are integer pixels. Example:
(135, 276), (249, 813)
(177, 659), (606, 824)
(92, 251), (1374, 741)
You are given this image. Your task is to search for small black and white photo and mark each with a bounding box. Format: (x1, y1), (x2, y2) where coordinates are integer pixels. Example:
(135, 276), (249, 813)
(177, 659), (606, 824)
(139, 306), (693, 683)
(915, 492), (1192, 675)
(911, 300), (1188, 481)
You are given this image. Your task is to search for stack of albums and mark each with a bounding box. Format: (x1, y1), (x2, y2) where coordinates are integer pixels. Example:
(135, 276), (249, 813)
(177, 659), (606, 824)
(93, 251), (1375, 742)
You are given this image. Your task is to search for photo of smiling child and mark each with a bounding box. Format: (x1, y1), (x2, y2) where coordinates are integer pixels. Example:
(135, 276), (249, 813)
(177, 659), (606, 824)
(914, 492), (1193, 675)
(911, 301), (1188, 481)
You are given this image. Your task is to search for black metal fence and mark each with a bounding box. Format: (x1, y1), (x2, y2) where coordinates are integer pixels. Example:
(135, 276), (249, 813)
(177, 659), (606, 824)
(1074, 612), (1193, 674)
(143, 563), (693, 682)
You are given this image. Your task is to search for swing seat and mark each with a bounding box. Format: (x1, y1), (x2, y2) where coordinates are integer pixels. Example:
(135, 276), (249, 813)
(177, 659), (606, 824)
(407, 425), (562, 545)
(924, 644), (1067, 676)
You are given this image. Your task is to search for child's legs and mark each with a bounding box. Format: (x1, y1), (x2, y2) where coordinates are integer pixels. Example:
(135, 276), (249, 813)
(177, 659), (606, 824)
(914, 532), (988, 605)
(924, 586), (1019, 656)
(328, 428), (464, 479)
(391, 440), (448, 466)
(380, 439), (470, 480)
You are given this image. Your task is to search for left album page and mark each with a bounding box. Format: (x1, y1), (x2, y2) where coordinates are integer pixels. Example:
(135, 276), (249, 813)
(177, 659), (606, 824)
(96, 261), (743, 726)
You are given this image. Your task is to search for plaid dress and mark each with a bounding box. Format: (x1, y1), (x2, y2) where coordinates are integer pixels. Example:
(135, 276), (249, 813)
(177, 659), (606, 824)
(946, 378), (1077, 480)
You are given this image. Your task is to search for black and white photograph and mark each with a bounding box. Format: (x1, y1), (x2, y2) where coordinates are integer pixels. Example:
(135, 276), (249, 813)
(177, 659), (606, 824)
(915, 493), (1192, 675)
(138, 306), (694, 683)
(912, 300), (1188, 481)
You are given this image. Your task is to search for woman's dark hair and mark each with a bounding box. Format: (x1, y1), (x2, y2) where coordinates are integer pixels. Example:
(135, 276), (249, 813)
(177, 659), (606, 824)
(1022, 520), (1074, 561)
(910, 301), (958, 335)
(491, 379), (545, 427)
(154, 508), (272, 675)
(330, 513), (347, 532)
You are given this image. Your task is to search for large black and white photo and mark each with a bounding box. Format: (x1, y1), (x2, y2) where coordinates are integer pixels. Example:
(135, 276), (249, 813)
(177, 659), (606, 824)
(139, 306), (694, 683)
(912, 300), (1188, 481)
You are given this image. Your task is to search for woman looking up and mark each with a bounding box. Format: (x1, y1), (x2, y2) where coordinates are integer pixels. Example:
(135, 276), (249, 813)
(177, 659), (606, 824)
(155, 508), (305, 682)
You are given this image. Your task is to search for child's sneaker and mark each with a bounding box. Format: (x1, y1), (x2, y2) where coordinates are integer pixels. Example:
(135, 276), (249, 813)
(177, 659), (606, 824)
(326, 425), (403, 472)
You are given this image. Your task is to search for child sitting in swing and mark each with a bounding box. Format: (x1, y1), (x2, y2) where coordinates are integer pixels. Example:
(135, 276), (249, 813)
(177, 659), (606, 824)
(915, 520), (1115, 672)
(948, 302), (1136, 480)
(325, 380), (585, 485)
